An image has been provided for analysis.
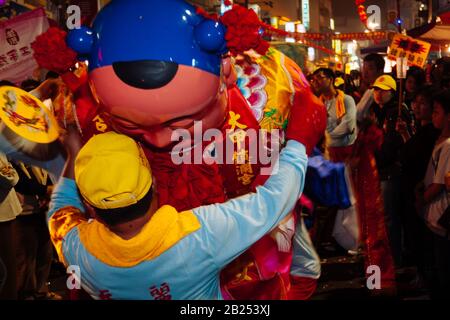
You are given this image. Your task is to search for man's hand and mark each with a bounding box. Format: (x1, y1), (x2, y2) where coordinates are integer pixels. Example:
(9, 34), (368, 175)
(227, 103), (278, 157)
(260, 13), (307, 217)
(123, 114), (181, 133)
(286, 88), (327, 155)
(29, 78), (64, 101)
(30, 78), (77, 130)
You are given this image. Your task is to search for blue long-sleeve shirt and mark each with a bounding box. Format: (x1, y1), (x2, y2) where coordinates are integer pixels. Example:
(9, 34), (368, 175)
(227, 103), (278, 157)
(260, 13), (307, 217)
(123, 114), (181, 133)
(47, 140), (308, 300)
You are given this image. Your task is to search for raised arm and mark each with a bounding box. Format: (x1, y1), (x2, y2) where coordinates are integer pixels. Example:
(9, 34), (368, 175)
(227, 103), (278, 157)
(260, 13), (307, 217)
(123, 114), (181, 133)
(194, 88), (327, 268)
(193, 140), (308, 267)
(47, 126), (85, 221)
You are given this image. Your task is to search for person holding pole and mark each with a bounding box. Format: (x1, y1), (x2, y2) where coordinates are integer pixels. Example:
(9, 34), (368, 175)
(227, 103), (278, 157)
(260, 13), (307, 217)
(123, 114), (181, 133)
(370, 75), (413, 268)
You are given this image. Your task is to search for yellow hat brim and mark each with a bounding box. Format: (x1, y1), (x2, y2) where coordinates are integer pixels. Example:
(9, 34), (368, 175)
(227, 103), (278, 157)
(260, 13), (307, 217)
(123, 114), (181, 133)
(335, 78), (345, 87)
(0, 86), (59, 144)
(372, 84), (394, 91)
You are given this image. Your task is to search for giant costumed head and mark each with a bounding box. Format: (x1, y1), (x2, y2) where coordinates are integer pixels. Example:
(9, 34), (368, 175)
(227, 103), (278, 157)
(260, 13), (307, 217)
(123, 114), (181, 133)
(66, 0), (230, 148)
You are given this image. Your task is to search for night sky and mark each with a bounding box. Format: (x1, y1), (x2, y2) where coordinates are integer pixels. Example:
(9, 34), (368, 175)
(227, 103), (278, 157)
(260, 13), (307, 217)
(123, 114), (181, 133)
(332, 0), (389, 32)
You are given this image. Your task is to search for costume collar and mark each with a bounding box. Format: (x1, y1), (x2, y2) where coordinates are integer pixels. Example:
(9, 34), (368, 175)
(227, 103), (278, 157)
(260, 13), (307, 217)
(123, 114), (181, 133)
(78, 205), (201, 267)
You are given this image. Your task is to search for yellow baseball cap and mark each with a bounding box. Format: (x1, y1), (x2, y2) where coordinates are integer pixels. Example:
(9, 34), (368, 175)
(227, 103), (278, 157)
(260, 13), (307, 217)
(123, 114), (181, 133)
(372, 75), (397, 91)
(74, 132), (152, 210)
(0, 86), (59, 143)
(334, 77), (345, 87)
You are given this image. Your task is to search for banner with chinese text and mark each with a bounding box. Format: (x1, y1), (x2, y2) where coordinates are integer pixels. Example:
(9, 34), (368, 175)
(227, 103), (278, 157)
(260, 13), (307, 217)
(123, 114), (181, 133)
(0, 8), (49, 85)
(388, 34), (431, 68)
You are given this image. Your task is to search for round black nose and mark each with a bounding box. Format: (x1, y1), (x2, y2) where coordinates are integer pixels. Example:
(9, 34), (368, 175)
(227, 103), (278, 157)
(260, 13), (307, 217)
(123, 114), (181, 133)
(113, 60), (178, 89)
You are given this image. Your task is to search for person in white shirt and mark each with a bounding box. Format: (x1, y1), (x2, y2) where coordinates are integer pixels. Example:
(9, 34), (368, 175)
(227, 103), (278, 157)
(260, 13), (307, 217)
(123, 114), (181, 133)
(418, 90), (450, 299)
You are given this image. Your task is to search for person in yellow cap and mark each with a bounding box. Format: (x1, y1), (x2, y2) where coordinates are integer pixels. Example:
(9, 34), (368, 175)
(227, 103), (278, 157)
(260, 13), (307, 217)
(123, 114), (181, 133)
(371, 74), (414, 138)
(334, 77), (345, 91)
(372, 74), (397, 103)
(46, 94), (327, 300)
(370, 74), (414, 268)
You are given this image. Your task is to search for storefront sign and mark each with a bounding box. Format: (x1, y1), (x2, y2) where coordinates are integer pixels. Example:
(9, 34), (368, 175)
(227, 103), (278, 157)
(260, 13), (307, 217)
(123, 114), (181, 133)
(302, 0), (310, 30)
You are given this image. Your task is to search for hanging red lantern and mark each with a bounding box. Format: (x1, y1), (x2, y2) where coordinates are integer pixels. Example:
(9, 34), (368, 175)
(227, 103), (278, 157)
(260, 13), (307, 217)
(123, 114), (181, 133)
(355, 0), (368, 27)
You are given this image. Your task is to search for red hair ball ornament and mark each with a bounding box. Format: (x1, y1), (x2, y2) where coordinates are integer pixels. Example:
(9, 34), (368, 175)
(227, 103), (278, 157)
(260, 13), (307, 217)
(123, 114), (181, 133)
(31, 27), (78, 74)
(220, 5), (269, 56)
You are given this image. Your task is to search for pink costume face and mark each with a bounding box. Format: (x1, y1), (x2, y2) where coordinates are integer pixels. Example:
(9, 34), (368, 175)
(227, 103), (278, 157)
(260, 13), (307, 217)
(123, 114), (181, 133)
(89, 65), (227, 149)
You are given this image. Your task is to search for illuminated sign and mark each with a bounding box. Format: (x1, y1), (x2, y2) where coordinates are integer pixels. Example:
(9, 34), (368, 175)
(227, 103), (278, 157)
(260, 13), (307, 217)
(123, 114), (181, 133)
(285, 22), (295, 43)
(271, 16), (279, 28)
(297, 24), (306, 33)
(308, 47), (315, 61)
(302, 0), (310, 30)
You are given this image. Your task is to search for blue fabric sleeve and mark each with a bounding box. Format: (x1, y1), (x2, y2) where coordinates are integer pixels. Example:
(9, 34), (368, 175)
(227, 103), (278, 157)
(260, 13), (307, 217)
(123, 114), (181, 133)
(192, 140), (308, 268)
(290, 217), (321, 279)
(48, 177), (85, 222)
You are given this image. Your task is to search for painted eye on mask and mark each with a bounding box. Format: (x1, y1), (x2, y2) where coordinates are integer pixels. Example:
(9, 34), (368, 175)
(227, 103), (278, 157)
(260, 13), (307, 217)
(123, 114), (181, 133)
(112, 60), (179, 90)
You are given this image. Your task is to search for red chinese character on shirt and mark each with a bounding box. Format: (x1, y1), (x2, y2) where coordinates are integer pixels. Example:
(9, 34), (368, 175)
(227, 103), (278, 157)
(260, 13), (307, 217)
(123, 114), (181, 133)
(0, 55), (8, 68)
(92, 115), (108, 133)
(149, 282), (172, 300)
(99, 289), (112, 300)
(19, 46), (31, 56)
(7, 49), (19, 62)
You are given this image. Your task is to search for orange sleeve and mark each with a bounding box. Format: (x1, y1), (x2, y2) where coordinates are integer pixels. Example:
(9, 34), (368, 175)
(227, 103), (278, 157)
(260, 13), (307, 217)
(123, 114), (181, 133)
(48, 206), (87, 265)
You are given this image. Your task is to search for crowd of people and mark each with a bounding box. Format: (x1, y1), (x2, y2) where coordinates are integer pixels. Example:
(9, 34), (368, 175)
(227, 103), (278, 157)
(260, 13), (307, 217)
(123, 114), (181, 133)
(308, 54), (450, 299)
(0, 54), (449, 300)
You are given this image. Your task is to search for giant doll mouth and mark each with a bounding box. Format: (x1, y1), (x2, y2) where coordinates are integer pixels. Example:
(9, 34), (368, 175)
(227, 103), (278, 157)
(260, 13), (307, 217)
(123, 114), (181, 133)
(112, 60), (179, 89)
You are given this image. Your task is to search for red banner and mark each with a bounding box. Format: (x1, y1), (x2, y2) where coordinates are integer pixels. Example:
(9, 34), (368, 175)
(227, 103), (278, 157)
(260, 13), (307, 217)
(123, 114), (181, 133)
(0, 8), (49, 85)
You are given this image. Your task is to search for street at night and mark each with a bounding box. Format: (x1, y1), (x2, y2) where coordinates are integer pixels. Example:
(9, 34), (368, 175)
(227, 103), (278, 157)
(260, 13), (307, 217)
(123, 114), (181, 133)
(0, 0), (449, 308)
